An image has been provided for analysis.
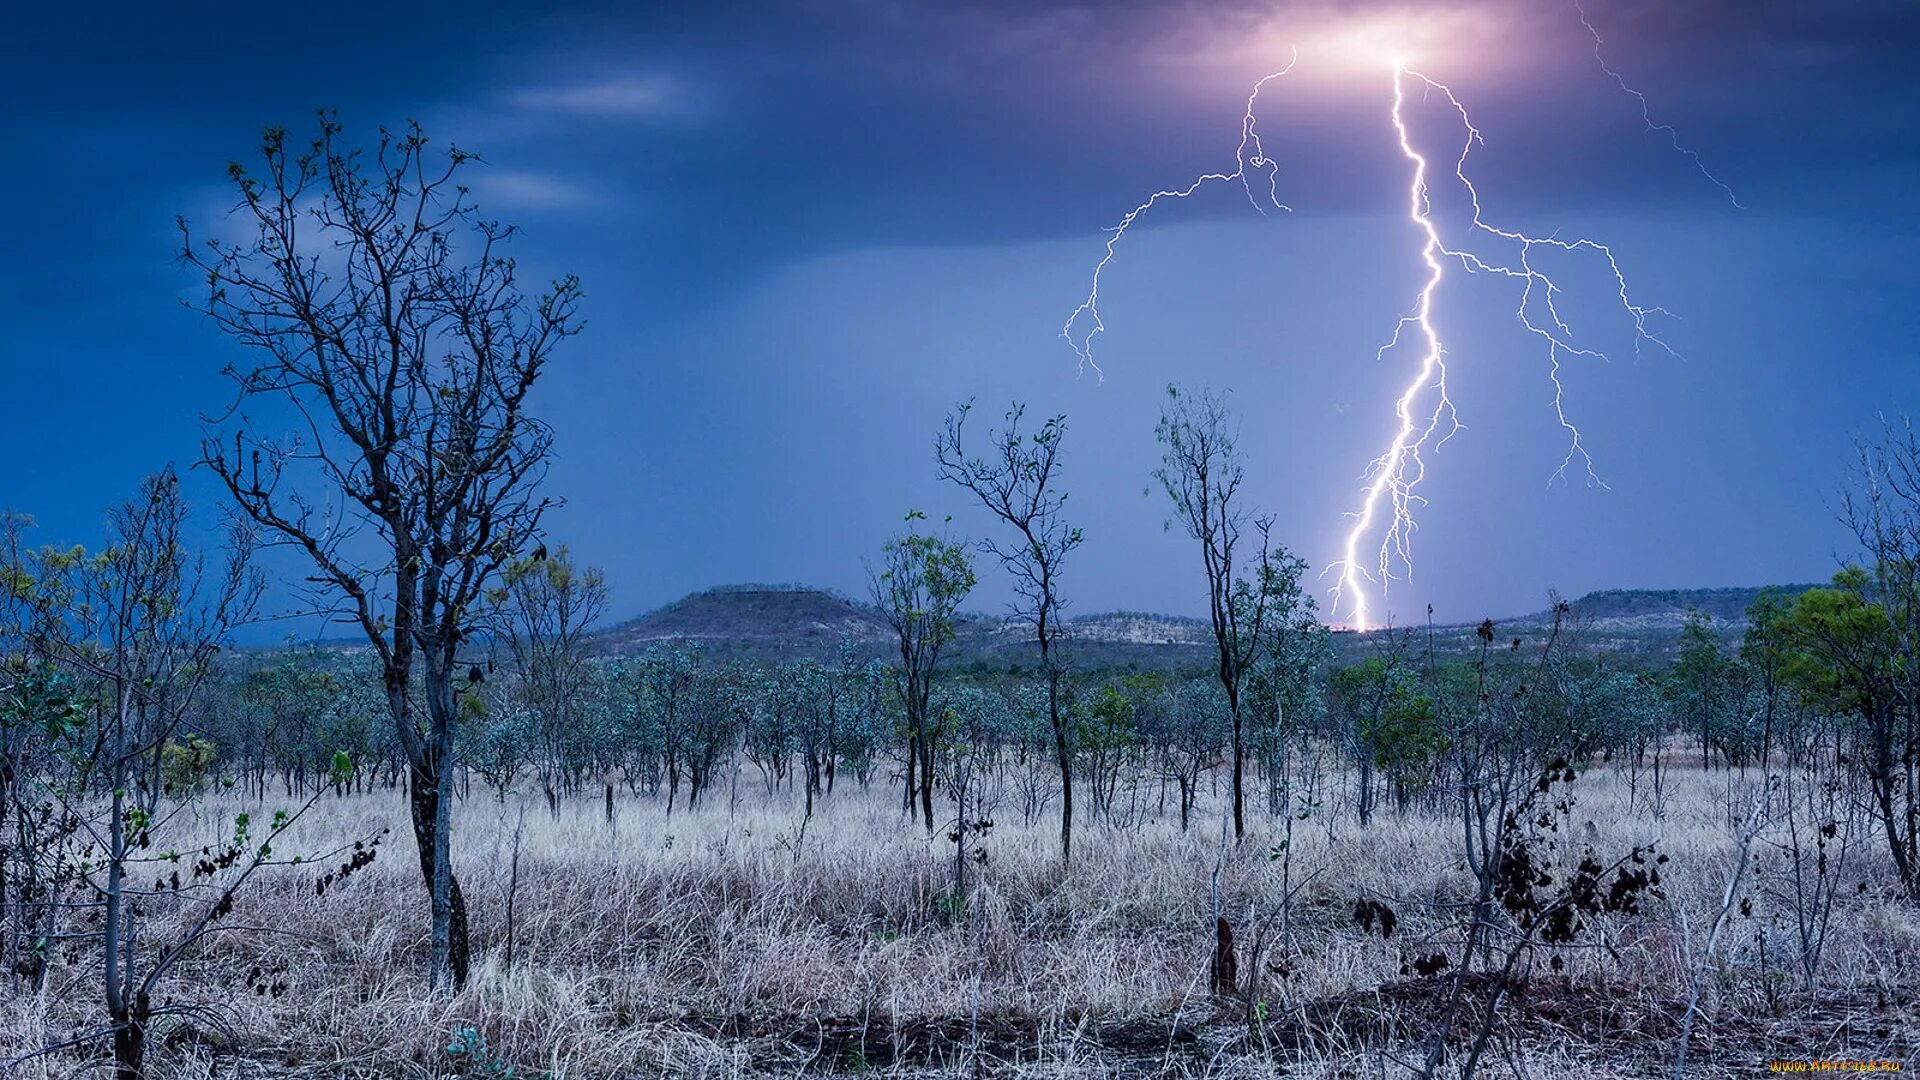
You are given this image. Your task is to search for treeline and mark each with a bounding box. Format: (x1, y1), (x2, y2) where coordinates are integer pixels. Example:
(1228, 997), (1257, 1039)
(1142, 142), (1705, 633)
(134, 570), (1908, 875)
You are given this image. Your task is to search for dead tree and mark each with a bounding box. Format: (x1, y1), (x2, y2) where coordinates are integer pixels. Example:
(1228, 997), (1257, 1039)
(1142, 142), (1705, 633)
(1155, 385), (1273, 841)
(937, 401), (1082, 861)
(490, 547), (608, 815)
(183, 117), (581, 989)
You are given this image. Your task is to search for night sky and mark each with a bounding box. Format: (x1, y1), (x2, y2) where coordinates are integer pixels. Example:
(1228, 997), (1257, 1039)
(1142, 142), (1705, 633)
(2, 0), (1915, 634)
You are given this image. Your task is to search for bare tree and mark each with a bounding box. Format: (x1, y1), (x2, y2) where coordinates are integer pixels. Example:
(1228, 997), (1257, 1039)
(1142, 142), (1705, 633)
(489, 546), (608, 815)
(182, 117), (582, 989)
(1673, 790), (1768, 1080)
(1154, 385), (1272, 840)
(937, 400), (1082, 860)
(1412, 609), (1665, 1080)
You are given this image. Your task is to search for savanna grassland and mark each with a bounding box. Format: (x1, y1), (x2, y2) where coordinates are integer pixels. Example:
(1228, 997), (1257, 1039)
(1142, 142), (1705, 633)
(3, 750), (1916, 1079)
(4, 114), (1918, 1080)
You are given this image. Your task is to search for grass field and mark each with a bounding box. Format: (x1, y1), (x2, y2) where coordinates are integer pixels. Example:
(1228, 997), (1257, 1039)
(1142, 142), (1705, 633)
(4, 757), (1916, 1078)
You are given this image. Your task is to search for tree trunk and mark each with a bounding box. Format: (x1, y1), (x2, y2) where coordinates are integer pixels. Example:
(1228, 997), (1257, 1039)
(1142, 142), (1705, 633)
(111, 990), (149, 1080)
(918, 732), (936, 831)
(903, 727), (919, 817)
(909, 678), (936, 830)
(1230, 702), (1246, 840)
(1357, 757), (1375, 828)
(407, 757), (471, 989)
(1047, 664), (1073, 863)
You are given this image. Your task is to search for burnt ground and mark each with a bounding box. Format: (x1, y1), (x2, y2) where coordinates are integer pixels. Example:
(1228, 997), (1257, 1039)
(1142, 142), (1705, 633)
(144, 976), (1917, 1078)
(670, 977), (1917, 1076)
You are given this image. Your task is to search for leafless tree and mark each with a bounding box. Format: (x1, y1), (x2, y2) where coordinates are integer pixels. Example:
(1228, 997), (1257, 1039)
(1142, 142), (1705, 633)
(1154, 385), (1273, 840)
(489, 546), (608, 815)
(182, 117), (582, 989)
(937, 400), (1082, 860)
(1672, 791), (1768, 1080)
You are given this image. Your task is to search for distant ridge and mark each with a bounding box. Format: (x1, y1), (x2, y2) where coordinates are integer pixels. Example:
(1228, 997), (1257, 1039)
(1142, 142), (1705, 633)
(1378, 582), (1829, 663)
(581, 581), (1826, 666)
(1559, 584), (1823, 625)
(585, 584), (1215, 666)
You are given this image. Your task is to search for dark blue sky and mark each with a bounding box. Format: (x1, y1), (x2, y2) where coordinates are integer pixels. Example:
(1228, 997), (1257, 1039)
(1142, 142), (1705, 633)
(2, 0), (1915, 633)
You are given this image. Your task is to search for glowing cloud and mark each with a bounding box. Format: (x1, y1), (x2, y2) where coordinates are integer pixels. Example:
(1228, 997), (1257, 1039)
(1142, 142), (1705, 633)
(1064, 7), (1728, 631)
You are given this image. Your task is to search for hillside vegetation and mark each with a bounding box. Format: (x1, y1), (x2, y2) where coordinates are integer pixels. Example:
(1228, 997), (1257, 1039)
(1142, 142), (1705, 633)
(580, 582), (1820, 668)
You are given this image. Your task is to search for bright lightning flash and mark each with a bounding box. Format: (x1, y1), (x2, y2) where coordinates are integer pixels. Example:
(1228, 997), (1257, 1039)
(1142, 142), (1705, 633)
(1326, 64), (1679, 631)
(1329, 67), (1457, 635)
(1067, 18), (1719, 631)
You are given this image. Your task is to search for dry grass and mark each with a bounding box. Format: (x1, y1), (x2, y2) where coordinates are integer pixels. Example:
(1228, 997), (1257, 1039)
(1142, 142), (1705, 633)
(3, 761), (1916, 1078)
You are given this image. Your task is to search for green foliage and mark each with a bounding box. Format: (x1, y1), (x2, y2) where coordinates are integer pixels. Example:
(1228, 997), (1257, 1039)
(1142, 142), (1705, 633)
(1336, 659), (1445, 785)
(444, 1025), (544, 1080)
(1663, 610), (1762, 764)
(876, 512), (977, 651)
(160, 735), (218, 792)
(1078, 683), (1139, 753)
(459, 686), (489, 723)
(1775, 567), (1898, 717)
(1741, 587), (1794, 673)
(0, 664), (90, 741)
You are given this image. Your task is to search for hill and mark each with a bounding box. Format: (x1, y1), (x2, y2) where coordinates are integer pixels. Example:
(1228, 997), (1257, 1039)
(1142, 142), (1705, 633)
(590, 584), (890, 658)
(586, 585), (1215, 667)
(586, 582), (1825, 669)
(1553, 585), (1819, 628)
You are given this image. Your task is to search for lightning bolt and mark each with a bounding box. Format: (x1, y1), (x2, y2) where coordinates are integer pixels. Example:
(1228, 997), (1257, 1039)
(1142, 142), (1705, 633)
(1067, 32), (1713, 631)
(1062, 48), (1298, 379)
(1327, 66), (1678, 630)
(1574, 0), (1742, 209)
(1328, 67), (1459, 635)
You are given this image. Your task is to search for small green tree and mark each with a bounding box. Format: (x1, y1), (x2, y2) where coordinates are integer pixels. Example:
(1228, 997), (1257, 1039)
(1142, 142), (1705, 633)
(1741, 588), (1794, 773)
(870, 511), (975, 831)
(1142, 678), (1229, 831)
(1246, 548), (1328, 816)
(1670, 612), (1754, 769)
(1078, 679), (1145, 821)
(0, 649), (91, 990)
(1776, 568), (1915, 900)
(8, 472), (378, 1078)
(1335, 656), (1444, 821)
(234, 657), (340, 798)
